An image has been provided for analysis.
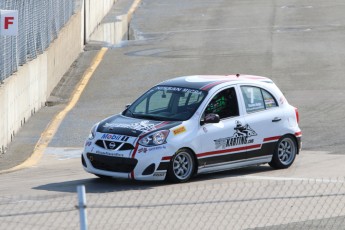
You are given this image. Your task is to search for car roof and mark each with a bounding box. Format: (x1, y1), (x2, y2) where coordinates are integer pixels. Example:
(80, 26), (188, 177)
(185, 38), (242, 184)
(159, 75), (274, 91)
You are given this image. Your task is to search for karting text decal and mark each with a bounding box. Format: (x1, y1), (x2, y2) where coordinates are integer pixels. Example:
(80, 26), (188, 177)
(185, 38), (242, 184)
(214, 121), (257, 149)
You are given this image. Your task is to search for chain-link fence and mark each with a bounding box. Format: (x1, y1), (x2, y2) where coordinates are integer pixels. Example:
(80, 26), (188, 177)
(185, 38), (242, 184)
(1, 178), (345, 229)
(0, 0), (76, 82)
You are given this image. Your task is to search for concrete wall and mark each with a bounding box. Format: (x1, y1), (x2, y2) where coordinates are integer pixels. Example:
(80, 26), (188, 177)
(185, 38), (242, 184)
(89, 13), (129, 45)
(0, 0), (125, 154)
(85, 0), (118, 41)
(0, 11), (83, 154)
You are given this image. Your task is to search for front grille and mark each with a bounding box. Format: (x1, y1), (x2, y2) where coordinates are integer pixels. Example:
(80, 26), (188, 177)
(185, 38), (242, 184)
(95, 140), (135, 151)
(95, 140), (105, 148)
(87, 153), (137, 173)
(121, 143), (135, 150)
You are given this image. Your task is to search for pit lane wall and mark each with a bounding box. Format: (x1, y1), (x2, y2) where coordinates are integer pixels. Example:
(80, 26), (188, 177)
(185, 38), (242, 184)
(85, 0), (118, 41)
(0, 0), (118, 154)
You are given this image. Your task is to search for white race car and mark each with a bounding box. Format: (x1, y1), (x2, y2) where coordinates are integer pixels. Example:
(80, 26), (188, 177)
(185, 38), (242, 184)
(82, 75), (302, 182)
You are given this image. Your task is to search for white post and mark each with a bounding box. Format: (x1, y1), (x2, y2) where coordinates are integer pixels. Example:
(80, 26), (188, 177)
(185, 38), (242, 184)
(77, 185), (88, 230)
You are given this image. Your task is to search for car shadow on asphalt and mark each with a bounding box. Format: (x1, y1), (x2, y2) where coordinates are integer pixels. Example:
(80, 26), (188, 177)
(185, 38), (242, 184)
(32, 165), (273, 194)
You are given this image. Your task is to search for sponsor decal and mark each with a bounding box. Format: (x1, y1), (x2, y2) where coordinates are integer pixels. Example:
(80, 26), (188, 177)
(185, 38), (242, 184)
(138, 148), (147, 154)
(246, 102), (265, 112)
(150, 146), (166, 151)
(138, 146), (166, 154)
(264, 98), (276, 108)
(156, 86), (203, 95)
(104, 120), (156, 132)
(96, 151), (124, 157)
(173, 126), (186, 135)
(101, 133), (130, 141)
(85, 141), (92, 147)
(153, 172), (166, 177)
(214, 121), (257, 149)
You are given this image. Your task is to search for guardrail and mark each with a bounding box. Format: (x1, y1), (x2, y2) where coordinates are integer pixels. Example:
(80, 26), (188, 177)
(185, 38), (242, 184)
(0, 0), (75, 82)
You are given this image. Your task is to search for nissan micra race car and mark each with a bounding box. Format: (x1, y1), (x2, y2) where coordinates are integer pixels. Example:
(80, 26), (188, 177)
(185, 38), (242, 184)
(82, 75), (302, 183)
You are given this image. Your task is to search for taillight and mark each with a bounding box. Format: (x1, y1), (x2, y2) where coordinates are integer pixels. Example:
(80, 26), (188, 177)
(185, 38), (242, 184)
(294, 107), (300, 124)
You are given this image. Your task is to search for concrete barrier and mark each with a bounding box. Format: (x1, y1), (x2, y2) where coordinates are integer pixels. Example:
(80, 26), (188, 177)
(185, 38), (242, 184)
(0, 11), (83, 154)
(0, 0), (140, 156)
(89, 14), (129, 45)
(88, 0), (142, 45)
(85, 0), (118, 42)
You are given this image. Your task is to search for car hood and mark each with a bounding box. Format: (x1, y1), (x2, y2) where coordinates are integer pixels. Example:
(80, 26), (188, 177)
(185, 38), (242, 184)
(97, 114), (182, 137)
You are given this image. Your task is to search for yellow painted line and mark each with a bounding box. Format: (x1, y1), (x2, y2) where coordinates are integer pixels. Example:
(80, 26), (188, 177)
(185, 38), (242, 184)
(128, 0), (142, 21)
(0, 48), (108, 174)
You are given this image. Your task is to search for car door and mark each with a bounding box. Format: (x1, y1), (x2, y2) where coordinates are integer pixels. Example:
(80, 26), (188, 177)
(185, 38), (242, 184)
(196, 86), (248, 173)
(239, 85), (283, 160)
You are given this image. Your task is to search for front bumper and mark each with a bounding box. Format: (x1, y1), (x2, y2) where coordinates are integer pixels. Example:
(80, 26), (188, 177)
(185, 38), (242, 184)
(82, 144), (173, 181)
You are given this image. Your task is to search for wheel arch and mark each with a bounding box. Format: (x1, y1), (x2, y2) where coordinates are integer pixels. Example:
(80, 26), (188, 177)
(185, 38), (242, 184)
(269, 134), (298, 169)
(177, 147), (199, 175)
(283, 133), (300, 155)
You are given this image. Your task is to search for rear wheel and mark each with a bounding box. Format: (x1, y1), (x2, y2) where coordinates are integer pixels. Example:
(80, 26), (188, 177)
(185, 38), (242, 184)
(269, 135), (297, 169)
(167, 149), (195, 183)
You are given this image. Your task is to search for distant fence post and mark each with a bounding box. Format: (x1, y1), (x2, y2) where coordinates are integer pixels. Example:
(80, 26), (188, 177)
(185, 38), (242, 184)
(77, 185), (88, 230)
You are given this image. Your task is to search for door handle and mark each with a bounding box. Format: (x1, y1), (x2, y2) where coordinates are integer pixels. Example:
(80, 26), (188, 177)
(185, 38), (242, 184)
(272, 117), (281, 122)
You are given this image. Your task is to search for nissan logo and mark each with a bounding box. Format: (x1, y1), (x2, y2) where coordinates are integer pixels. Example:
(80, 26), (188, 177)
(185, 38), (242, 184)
(109, 142), (116, 149)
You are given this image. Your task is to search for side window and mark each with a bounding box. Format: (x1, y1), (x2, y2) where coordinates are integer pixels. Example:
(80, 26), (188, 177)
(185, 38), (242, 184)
(241, 86), (277, 113)
(262, 90), (278, 108)
(241, 86), (265, 113)
(204, 87), (239, 119)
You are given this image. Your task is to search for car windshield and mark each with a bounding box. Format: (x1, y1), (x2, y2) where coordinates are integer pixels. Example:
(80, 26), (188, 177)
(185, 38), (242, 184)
(123, 86), (207, 121)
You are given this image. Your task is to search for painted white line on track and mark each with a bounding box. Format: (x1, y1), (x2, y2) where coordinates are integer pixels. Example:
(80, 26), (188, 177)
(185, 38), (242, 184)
(45, 147), (83, 160)
(241, 175), (345, 183)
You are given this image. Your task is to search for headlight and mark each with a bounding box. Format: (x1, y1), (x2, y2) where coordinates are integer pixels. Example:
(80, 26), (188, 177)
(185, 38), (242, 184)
(139, 130), (169, 146)
(88, 123), (98, 140)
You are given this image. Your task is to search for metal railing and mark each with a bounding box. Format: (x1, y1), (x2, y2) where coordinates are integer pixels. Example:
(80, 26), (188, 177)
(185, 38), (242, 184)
(0, 0), (75, 82)
(1, 178), (345, 229)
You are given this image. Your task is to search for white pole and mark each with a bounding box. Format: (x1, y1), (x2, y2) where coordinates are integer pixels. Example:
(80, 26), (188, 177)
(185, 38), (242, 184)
(77, 185), (88, 230)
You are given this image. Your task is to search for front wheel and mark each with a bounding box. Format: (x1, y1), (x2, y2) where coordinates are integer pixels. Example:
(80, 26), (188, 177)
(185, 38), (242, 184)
(167, 149), (195, 183)
(269, 135), (297, 169)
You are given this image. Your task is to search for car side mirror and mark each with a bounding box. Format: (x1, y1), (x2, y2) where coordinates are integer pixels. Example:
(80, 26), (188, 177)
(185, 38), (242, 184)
(200, 113), (220, 125)
(125, 104), (131, 109)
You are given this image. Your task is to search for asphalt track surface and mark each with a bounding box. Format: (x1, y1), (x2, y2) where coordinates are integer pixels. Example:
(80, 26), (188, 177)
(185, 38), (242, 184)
(1, 0), (345, 229)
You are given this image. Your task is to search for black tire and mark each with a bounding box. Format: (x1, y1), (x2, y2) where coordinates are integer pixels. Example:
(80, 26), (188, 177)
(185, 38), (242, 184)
(269, 135), (297, 169)
(167, 148), (195, 183)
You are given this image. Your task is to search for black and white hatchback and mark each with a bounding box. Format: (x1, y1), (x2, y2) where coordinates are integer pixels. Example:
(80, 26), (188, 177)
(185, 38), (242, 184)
(82, 75), (302, 182)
